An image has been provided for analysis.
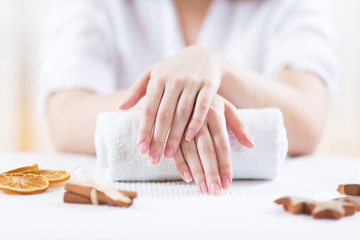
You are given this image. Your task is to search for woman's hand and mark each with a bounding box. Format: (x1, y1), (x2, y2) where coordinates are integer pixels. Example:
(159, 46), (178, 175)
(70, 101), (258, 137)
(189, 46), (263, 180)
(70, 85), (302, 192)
(172, 95), (255, 195)
(119, 46), (228, 165)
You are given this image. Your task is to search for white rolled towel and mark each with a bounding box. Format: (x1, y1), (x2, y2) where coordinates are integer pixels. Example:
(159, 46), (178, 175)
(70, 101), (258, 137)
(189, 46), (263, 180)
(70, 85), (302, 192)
(95, 108), (288, 181)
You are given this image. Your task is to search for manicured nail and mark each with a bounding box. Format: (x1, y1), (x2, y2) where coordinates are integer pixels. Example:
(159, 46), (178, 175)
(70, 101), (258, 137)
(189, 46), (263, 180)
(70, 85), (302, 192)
(149, 152), (160, 165)
(210, 183), (220, 195)
(164, 146), (175, 158)
(118, 96), (131, 107)
(200, 180), (208, 194)
(118, 101), (127, 109)
(138, 142), (148, 154)
(221, 176), (231, 189)
(183, 170), (193, 183)
(185, 129), (195, 141)
(249, 137), (256, 149)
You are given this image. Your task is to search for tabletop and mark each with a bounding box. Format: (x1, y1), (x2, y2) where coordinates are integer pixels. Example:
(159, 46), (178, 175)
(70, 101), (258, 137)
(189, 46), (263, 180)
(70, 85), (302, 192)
(0, 153), (359, 240)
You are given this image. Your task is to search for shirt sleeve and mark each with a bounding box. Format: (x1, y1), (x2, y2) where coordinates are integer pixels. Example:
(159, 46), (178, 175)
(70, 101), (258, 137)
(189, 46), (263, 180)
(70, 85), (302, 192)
(37, 0), (118, 116)
(262, 0), (338, 98)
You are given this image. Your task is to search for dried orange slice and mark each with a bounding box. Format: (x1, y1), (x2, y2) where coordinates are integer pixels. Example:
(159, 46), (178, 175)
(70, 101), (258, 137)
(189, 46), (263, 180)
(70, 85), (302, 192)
(0, 173), (49, 194)
(23, 169), (71, 183)
(4, 164), (39, 173)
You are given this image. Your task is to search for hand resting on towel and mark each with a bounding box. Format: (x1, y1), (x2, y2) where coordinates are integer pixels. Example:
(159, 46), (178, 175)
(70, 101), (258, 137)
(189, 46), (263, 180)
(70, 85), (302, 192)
(172, 95), (255, 194)
(96, 108), (288, 185)
(121, 94), (255, 195)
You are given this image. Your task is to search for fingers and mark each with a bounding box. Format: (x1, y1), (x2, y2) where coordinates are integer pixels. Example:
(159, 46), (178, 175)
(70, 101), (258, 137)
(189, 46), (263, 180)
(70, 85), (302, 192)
(224, 100), (256, 149)
(119, 67), (152, 110)
(164, 87), (198, 158)
(180, 139), (208, 193)
(136, 80), (165, 156)
(148, 85), (181, 165)
(173, 148), (193, 183)
(185, 86), (215, 141)
(207, 107), (232, 189)
(195, 125), (222, 195)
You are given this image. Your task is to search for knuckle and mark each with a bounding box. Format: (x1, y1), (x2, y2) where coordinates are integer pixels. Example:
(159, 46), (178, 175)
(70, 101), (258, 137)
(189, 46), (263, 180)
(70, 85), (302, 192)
(187, 78), (198, 87)
(202, 144), (215, 156)
(177, 107), (191, 119)
(203, 80), (215, 88)
(197, 102), (210, 114)
(219, 159), (232, 171)
(153, 74), (166, 85)
(182, 145), (196, 159)
(167, 134), (182, 145)
(217, 140), (229, 153)
(205, 169), (220, 181)
(143, 107), (155, 118)
(172, 77), (185, 87)
(157, 111), (170, 124)
(150, 139), (164, 149)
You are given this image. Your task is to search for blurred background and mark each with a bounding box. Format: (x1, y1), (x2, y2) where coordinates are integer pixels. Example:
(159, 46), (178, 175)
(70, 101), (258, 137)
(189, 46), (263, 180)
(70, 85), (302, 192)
(0, 0), (359, 156)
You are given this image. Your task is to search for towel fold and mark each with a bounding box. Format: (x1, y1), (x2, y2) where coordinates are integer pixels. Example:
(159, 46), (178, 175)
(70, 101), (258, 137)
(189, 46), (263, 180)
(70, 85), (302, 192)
(95, 108), (288, 181)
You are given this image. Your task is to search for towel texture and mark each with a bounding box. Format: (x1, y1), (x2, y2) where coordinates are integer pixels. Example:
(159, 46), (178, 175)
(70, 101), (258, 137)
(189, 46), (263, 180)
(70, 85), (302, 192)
(96, 108), (288, 181)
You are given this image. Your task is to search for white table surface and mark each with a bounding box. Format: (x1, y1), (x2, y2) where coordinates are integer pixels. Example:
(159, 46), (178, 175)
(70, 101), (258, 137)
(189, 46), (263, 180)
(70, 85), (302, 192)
(0, 153), (359, 240)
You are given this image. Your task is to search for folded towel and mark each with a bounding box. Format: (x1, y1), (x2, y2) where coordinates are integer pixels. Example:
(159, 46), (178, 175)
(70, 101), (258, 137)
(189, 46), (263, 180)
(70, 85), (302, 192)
(95, 108), (288, 181)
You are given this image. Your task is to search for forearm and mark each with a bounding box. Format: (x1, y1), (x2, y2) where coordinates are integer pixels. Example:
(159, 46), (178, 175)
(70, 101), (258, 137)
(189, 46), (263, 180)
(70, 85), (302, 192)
(47, 89), (128, 155)
(219, 60), (328, 156)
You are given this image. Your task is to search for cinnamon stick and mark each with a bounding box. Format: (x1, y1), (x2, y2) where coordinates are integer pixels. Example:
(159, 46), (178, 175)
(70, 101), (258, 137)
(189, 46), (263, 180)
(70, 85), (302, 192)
(64, 183), (136, 207)
(64, 190), (132, 207)
(64, 191), (95, 205)
(65, 183), (137, 199)
(337, 184), (360, 196)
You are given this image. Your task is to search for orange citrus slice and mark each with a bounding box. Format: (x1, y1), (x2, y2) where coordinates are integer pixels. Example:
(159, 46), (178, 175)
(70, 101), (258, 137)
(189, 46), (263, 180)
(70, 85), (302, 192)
(4, 164), (39, 173)
(0, 173), (49, 194)
(23, 169), (71, 183)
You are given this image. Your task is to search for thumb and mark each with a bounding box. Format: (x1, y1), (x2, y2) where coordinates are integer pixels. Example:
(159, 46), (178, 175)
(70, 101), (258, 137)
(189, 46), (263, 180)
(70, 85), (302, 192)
(119, 67), (152, 110)
(224, 100), (256, 149)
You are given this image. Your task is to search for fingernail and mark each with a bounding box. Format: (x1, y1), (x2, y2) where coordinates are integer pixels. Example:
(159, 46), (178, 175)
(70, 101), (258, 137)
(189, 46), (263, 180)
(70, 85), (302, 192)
(210, 183), (221, 195)
(183, 170), (193, 183)
(149, 152), (160, 165)
(164, 146), (175, 158)
(249, 137), (256, 149)
(200, 180), (208, 194)
(138, 142), (148, 154)
(221, 176), (231, 189)
(185, 129), (195, 141)
(118, 100), (127, 109)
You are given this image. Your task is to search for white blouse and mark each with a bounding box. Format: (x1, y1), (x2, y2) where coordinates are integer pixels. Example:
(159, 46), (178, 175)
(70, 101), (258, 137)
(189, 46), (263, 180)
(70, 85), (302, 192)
(39, 0), (338, 113)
